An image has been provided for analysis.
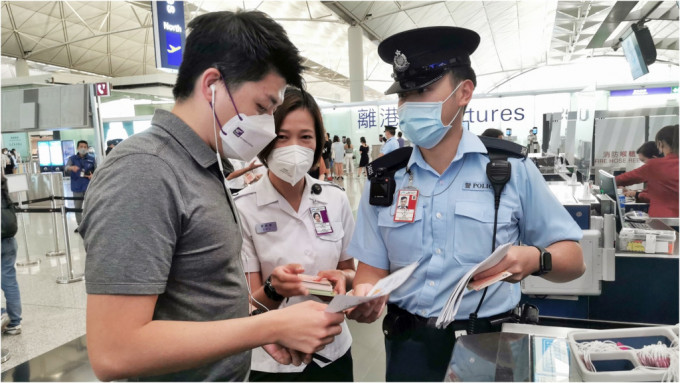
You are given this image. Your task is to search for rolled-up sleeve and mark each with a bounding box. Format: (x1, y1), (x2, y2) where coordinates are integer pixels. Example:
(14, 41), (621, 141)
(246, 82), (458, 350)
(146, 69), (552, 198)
(518, 159), (583, 247)
(347, 182), (390, 270)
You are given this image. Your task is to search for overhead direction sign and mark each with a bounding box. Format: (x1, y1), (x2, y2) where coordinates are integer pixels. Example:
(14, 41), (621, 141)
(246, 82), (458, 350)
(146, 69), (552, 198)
(151, 1), (186, 71)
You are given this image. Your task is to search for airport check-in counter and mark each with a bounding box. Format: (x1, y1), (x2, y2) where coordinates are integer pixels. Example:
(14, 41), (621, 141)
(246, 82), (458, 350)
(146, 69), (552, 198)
(446, 171), (678, 382)
(519, 171), (678, 326)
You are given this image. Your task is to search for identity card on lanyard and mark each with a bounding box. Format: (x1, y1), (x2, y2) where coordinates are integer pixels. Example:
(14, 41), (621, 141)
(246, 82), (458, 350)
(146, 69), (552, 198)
(310, 206), (333, 236)
(394, 189), (419, 223)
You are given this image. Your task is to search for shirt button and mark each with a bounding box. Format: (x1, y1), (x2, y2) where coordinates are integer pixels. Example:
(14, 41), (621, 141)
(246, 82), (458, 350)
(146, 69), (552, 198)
(435, 248), (442, 254)
(420, 310), (426, 315)
(304, 250), (312, 256)
(436, 212), (442, 219)
(429, 281), (435, 287)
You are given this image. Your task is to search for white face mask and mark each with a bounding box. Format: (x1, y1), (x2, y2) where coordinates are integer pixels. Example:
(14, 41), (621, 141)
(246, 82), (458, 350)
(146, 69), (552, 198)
(78, 148), (88, 156)
(267, 145), (314, 186)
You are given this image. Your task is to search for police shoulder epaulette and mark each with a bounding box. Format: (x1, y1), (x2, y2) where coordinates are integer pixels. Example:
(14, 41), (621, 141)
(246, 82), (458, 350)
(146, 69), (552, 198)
(478, 136), (527, 160)
(366, 147), (413, 180)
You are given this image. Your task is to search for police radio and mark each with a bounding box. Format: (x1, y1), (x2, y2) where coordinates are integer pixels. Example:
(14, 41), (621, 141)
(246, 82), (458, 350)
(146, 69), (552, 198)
(369, 168), (396, 206)
(366, 147), (413, 206)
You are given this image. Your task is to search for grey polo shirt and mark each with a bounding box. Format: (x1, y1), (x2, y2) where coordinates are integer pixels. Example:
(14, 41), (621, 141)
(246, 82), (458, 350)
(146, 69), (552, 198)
(81, 109), (249, 381)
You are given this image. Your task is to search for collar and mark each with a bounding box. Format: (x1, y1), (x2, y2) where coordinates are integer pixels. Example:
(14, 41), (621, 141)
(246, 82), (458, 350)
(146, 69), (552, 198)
(386, 136), (395, 142)
(151, 109), (218, 169)
(406, 129), (487, 172)
(254, 173), (329, 207)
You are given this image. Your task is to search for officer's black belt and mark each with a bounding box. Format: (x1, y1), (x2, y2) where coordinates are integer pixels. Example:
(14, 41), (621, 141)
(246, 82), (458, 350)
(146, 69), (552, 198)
(387, 304), (513, 331)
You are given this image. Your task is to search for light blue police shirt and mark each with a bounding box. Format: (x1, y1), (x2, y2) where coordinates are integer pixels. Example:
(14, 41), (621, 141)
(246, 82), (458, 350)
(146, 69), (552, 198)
(381, 137), (399, 155)
(348, 129), (583, 319)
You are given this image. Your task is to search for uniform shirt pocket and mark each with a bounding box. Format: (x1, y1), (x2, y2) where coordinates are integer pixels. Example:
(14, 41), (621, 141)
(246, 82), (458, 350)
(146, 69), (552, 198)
(377, 205), (423, 267)
(317, 221), (345, 242)
(453, 201), (513, 265)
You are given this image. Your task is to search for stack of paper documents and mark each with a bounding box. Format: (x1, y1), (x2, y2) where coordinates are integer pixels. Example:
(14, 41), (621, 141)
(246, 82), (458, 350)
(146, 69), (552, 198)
(299, 275), (335, 297)
(436, 242), (513, 329)
(324, 262), (418, 313)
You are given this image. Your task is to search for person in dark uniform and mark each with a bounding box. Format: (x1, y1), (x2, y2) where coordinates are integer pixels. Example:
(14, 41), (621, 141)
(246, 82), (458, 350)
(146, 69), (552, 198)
(346, 26), (585, 381)
(65, 140), (96, 228)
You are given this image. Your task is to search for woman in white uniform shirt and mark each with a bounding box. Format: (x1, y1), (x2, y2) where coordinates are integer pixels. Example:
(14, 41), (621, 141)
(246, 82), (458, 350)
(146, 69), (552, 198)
(234, 88), (355, 382)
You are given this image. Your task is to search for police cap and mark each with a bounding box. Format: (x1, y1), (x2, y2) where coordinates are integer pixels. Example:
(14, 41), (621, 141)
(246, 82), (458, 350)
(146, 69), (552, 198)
(384, 125), (396, 134)
(378, 26), (480, 95)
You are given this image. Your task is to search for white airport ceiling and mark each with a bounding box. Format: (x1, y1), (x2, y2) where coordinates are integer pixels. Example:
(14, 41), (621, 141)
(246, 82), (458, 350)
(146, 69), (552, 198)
(1, 1), (678, 102)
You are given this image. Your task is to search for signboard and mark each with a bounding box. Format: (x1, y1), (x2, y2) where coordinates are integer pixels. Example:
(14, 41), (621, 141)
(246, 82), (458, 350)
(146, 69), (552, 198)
(151, 1), (186, 71)
(464, 96), (534, 137)
(609, 87), (673, 97)
(593, 117), (645, 170)
(95, 82), (110, 97)
(1, 132), (30, 159)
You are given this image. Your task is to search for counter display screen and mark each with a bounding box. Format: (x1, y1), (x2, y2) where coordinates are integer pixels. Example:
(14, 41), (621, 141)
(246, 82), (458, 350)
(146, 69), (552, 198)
(49, 141), (64, 166)
(38, 141), (52, 166)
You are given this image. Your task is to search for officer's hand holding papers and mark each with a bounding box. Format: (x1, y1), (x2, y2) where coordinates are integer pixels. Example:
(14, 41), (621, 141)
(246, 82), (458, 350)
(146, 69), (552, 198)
(325, 262), (419, 313)
(436, 242), (514, 329)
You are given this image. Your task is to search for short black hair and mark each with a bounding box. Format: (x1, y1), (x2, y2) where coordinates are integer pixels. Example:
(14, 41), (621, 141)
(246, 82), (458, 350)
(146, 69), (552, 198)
(77, 140), (88, 148)
(173, 10), (304, 100)
(400, 196), (407, 200)
(481, 128), (504, 138)
(449, 66), (477, 88)
(384, 125), (396, 135)
(636, 141), (660, 159)
(397, 132), (402, 137)
(258, 87), (325, 170)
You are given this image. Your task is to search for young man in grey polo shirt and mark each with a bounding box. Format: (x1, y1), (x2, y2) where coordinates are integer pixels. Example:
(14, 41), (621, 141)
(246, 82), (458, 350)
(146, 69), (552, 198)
(80, 11), (344, 382)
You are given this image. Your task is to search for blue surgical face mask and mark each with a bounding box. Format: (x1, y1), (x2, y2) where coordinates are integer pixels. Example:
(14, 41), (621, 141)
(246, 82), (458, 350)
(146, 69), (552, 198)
(397, 81), (464, 149)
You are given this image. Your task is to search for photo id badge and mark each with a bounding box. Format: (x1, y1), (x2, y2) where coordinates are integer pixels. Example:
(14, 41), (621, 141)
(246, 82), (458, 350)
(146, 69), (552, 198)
(310, 206), (333, 236)
(394, 189), (419, 223)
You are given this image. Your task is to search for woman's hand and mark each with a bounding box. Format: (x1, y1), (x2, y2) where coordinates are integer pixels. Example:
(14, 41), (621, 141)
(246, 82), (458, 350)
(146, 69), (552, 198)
(270, 264), (308, 297)
(316, 269), (348, 295)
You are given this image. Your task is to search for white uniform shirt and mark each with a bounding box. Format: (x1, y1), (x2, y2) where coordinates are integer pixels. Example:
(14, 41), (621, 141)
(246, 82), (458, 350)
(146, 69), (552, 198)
(234, 173), (355, 373)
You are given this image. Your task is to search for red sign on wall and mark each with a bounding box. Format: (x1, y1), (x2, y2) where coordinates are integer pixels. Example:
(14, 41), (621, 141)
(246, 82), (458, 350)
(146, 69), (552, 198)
(95, 82), (110, 97)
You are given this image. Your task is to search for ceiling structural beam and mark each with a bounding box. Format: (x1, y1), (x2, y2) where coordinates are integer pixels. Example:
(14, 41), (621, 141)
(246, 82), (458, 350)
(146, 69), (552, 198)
(58, 2), (73, 69)
(23, 26), (149, 60)
(107, 0), (112, 76)
(143, 8), (150, 75)
(563, 2), (593, 62)
(586, 1), (637, 49)
(482, 2), (505, 72)
(64, 0), (97, 37)
(321, 1), (382, 42)
(625, 1), (678, 21)
(4, 3), (27, 58)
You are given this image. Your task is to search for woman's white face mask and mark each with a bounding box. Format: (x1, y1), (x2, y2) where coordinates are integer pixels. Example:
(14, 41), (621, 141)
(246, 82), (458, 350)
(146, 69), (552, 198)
(267, 145), (315, 186)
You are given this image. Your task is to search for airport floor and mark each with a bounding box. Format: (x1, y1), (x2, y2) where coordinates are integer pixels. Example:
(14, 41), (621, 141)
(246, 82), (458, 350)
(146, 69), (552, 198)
(1, 169), (386, 381)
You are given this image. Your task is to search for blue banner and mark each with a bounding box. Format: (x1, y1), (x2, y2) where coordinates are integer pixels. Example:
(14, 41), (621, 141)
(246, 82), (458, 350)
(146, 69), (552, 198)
(151, 1), (186, 71)
(609, 87), (672, 97)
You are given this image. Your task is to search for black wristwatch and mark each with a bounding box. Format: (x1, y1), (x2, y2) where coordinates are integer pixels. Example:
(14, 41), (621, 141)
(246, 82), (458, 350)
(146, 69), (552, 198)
(264, 276), (284, 302)
(250, 308), (266, 316)
(531, 246), (552, 276)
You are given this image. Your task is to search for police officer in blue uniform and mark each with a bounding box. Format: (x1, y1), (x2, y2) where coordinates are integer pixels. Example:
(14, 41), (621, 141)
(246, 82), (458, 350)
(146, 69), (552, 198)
(65, 140), (96, 228)
(346, 26), (586, 381)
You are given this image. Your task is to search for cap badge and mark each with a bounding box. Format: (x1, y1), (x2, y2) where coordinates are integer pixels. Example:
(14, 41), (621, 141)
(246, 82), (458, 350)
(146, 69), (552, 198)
(393, 50), (409, 72)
